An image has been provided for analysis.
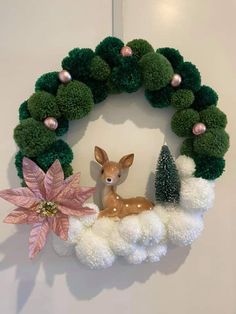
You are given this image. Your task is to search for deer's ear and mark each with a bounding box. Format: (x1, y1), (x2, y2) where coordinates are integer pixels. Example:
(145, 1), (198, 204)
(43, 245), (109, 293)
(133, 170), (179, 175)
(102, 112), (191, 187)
(94, 146), (109, 165)
(119, 154), (134, 169)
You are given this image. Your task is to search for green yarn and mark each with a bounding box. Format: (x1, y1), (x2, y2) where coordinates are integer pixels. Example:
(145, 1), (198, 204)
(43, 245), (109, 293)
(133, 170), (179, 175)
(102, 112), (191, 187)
(194, 155), (225, 180)
(107, 78), (123, 94)
(84, 78), (109, 104)
(15, 151), (24, 179)
(180, 138), (195, 157)
(14, 118), (56, 157)
(95, 36), (124, 67)
(177, 62), (201, 92)
(35, 72), (60, 95)
(19, 101), (31, 121)
(62, 164), (73, 178)
(139, 52), (174, 91)
(90, 56), (111, 81)
(28, 91), (61, 121)
(200, 105), (227, 129)
(35, 139), (73, 171)
(157, 48), (184, 70)
(193, 129), (229, 158)
(171, 109), (200, 137)
(145, 85), (174, 108)
(171, 89), (195, 110)
(56, 81), (94, 120)
(55, 118), (69, 137)
(126, 39), (154, 60)
(193, 85), (218, 110)
(111, 57), (142, 93)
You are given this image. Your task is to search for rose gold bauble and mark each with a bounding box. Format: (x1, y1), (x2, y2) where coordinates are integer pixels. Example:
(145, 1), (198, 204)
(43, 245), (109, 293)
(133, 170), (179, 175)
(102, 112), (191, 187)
(171, 74), (182, 87)
(44, 117), (58, 130)
(58, 70), (72, 83)
(192, 123), (206, 135)
(120, 46), (133, 57)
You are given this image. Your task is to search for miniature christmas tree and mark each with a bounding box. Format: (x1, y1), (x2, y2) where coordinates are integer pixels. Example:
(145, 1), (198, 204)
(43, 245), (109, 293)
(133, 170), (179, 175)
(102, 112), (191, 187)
(155, 144), (181, 204)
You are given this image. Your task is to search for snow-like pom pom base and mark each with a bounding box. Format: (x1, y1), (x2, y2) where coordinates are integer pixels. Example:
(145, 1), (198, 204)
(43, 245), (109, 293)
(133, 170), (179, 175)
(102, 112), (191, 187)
(176, 155), (196, 178)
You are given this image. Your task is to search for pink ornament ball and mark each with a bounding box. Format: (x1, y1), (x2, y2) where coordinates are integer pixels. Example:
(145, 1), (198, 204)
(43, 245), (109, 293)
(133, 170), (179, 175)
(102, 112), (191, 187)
(44, 117), (58, 130)
(59, 70), (72, 83)
(120, 46), (133, 57)
(171, 74), (182, 87)
(192, 123), (206, 135)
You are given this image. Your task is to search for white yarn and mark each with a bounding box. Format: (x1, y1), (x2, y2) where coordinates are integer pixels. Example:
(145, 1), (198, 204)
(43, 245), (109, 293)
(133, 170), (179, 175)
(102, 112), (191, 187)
(176, 155), (196, 178)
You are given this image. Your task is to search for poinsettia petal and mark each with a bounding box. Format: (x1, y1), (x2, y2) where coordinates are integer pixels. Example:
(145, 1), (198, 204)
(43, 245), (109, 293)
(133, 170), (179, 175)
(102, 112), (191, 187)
(3, 208), (29, 224)
(23, 157), (46, 199)
(44, 160), (64, 201)
(29, 220), (49, 259)
(50, 215), (69, 240)
(27, 212), (42, 224)
(57, 172), (81, 199)
(57, 204), (96, 217)
(0, 188), (40, 208)
(74, 187), (96, 204)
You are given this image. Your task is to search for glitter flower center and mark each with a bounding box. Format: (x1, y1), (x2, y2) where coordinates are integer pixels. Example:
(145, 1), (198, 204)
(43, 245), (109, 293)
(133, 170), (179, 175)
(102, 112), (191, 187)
(36, 201), (58, 217)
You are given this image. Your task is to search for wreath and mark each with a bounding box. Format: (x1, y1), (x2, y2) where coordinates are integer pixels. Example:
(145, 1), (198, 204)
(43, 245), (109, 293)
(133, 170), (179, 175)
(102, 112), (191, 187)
(0, 37), (229, 268)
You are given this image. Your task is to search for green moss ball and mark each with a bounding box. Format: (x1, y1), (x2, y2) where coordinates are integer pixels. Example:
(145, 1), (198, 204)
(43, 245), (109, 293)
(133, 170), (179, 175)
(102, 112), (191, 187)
(15, 151), (24, 179)
(55, 118), (69, 137)
(193, 85), (218, 110)
(111, 57), (142, 93)
(56, 81), (94, 120)
(171, 109), (200, 137)
(193, 129), (229, 158)
(157, 48), (184, 70)
(194, 155), (225, 180)
(139, 52), (174, 91)
(35, 139), (73, 171)
(28, 91), (61, 121)
(107, 78), (123, 94)
(145, 85), (174, 108)
(171, 89), (195, 110)
(95, 37), (124, 67)
(200, 105), (227, 129)
(85, 78), (109, 104)
(62, 164), (73, 178)
(176, 62), (201, 92)
(126, 39), (154, 60)
(19, 101), (31, 121)
(180, 138), (195, 157)
(35, 72), (60, 95)
(90, 56), (111, 81)
(14, 118), (57, 157)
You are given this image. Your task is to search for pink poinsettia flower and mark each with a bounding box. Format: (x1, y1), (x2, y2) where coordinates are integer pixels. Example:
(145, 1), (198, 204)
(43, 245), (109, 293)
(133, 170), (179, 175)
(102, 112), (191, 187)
(0, 158), (96, 258)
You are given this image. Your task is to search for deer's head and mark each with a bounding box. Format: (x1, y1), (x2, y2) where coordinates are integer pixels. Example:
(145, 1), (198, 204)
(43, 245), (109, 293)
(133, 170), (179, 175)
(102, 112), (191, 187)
(94, 146), (134, 186)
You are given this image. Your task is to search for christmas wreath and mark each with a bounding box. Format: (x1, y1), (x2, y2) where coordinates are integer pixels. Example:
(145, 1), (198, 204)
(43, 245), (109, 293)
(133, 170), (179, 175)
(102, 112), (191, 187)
(0, 37), (229, 268)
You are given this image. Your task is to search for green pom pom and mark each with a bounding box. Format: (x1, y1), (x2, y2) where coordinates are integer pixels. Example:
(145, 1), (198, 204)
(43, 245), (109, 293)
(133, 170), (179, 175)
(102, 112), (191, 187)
(14, 118), (56, 157)
(171, 89), (195, 110)
(56, 81), (94, 120)
(15, 151), (24, 179)
(90, 56), (111, 81)
(126, 39), (154, 60)
(145, 85), (174, 108)
(171, 109), (200, 137)
(200, 105), (227, 129)
(107, 78), (123, 94)
(35, 72), (60, 95)
(194, 155), (225, 180)
(62, 48), (95, 80)
(84, 78), (109, 104)
(28, 91), (61, 121)
(177, 62), (201, 92)
(55, 118), (69, 137)
(111, 57), (142, 93)
(139, 52), (174, 91)
(62, 164), (73, 178)
(180, 138), (195, 157)
(193, 129), (229, 158)
(19, 101), (31, 121)
(35, 139), (73, 171)
(157, 48), (184, 70)
(193, 85), (218, 110)
(95, 37), (124, 66)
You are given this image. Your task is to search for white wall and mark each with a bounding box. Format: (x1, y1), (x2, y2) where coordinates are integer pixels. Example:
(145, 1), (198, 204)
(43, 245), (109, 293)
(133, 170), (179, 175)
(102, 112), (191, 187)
(0, 1), (235, 313)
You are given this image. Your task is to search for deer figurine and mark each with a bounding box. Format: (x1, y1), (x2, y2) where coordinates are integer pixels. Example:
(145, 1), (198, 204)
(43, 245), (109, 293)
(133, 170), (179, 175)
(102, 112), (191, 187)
(94, 146), (154, 219)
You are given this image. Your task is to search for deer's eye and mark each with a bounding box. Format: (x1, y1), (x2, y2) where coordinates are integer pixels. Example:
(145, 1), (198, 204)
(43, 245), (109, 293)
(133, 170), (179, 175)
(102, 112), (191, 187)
(101, 169), (104, 174)
(118, 174), (121, 178)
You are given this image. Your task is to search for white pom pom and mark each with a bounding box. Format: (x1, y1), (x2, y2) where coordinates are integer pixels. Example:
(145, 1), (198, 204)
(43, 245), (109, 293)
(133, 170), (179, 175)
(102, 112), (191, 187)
(75, 230), (115, 269)
(125, 246), (147, 264)
(146, 243), (168, 262)
(109, 228), (135, 256)
(68, 216), (84, 242)
(118, 215), (142, 243)
(168, 210), (204, 246)
(52, 234), (75, 256)
(78, 203), (99, 227)
(176, 155), (196, 178)
(153, 204), (173, 226)
(139, 211), (165, 246)
(180, 177), (215, 212)
(92, 217), (115, 239)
